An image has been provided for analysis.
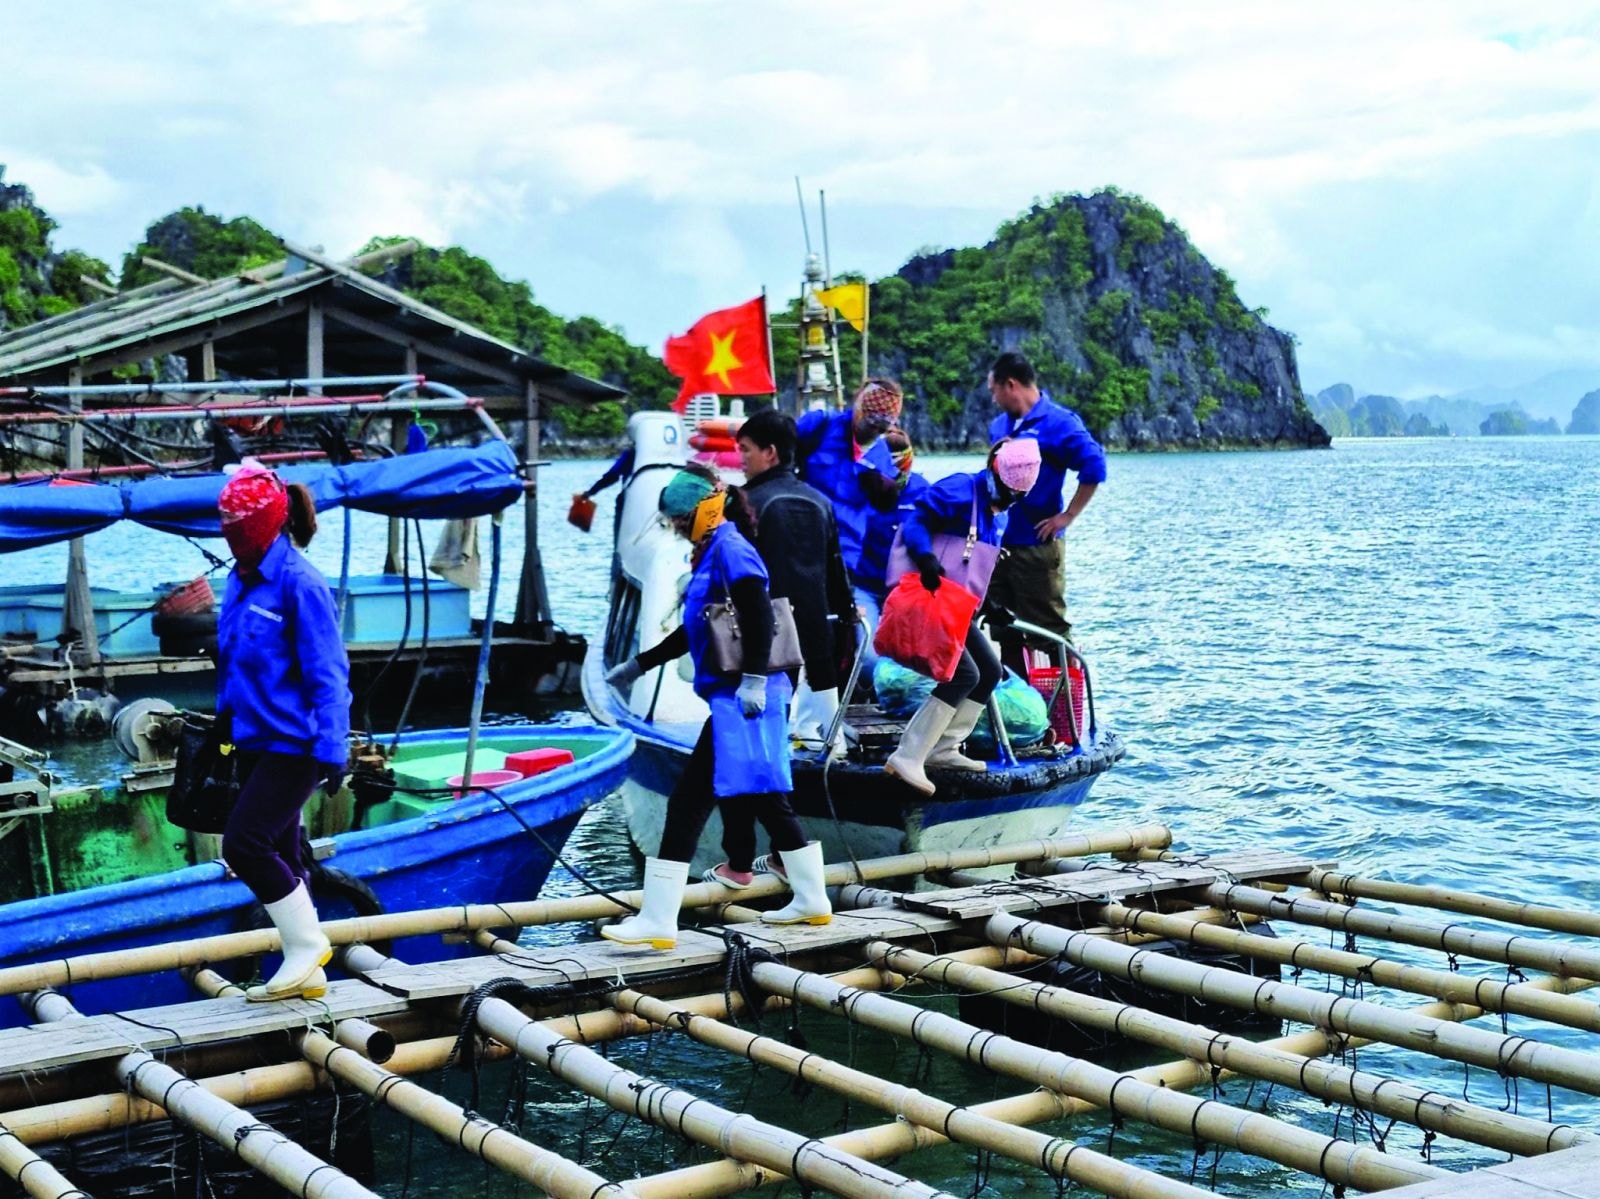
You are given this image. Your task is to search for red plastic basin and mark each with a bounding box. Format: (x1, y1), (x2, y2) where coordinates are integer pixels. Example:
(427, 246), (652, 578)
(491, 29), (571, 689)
(446, 768), (523, 798)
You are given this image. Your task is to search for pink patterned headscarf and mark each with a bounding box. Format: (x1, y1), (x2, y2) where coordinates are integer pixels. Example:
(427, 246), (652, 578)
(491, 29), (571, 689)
(218, 461), (288, 569)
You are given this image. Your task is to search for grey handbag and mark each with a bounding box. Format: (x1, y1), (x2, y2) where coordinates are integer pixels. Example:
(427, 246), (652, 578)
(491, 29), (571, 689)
(887, 491), (1002, 601)
(704, 593), (805, 674)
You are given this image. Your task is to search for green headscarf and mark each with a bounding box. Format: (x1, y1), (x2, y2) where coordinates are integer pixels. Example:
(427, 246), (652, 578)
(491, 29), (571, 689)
(659, 471), (716, 517)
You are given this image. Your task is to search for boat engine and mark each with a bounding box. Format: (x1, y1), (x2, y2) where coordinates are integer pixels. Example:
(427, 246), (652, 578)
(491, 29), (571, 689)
(48, 690), (121, 740)
(112, 697), (181, 764)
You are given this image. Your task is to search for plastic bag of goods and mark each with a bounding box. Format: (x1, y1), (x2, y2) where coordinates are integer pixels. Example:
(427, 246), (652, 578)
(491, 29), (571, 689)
(872, 573), (979, 683)
(872, 657), (935, 717)
(964, 671), (1050, 755)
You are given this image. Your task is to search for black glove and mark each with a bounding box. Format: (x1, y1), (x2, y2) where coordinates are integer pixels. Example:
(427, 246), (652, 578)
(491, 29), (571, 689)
(319, 763), (346, 796)
(912, 551), (944, 594)
(982, 602), (1016, 628)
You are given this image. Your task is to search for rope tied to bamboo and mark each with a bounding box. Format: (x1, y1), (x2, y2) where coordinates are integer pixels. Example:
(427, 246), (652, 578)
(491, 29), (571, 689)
(720, 931), (782, 1030)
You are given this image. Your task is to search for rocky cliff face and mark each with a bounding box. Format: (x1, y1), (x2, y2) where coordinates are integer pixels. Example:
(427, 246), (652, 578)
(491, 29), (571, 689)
(0, 167), (110, 331)
(1568, 390), (1600, 435)
(864, 190), (1328, 452)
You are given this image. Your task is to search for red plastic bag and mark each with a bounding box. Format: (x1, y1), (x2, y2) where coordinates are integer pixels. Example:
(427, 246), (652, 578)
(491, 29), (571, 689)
(873, 573), (980, 683)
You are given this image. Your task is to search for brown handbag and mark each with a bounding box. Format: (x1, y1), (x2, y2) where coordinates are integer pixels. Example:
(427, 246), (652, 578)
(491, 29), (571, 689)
(703, 593), (804, 674)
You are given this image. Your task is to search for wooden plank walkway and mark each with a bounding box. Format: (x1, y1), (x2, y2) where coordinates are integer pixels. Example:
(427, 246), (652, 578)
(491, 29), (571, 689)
(1374, 1140), (1600, 1197)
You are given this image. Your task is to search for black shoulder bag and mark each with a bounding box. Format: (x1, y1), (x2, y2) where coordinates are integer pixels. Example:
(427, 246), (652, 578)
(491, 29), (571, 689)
(167, 711), (243, 834)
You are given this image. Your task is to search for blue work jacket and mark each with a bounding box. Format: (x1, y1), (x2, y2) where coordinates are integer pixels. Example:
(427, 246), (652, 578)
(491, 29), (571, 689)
(900, 471), (1008, 559)
(796, 409), (886, 581)
(988, 393), (1107, 547)
(856, 472), (929, 596)
(683, 523), (776, 699)
(217, 535), (352, 766)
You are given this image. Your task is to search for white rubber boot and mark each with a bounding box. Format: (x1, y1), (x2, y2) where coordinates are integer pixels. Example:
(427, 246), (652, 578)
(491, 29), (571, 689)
(247, 882), (332, 1002)
(926, 699), (987, 772)
(760, 841), (832, 926)
(796, 687), (843, 756)
(601, 857), (688, 950)
(883, 697), (956, 796)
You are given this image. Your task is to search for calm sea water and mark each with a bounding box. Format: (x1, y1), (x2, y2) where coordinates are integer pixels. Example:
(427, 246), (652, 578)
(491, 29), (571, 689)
(30, 436), (1600, 1195)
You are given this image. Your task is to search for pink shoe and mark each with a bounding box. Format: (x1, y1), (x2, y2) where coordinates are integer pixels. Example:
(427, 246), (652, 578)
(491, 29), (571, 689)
(702, 862), (755, 890)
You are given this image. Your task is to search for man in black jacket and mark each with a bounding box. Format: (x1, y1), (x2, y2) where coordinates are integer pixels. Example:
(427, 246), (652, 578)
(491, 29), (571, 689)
(736, 408), (857, 753)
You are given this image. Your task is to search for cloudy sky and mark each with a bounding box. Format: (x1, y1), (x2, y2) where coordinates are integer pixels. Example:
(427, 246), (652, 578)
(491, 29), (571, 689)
(4, 0), (1598, 398)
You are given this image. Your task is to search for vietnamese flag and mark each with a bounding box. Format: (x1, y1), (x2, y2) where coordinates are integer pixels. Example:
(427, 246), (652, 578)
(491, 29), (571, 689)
(663, 296), (775, 412)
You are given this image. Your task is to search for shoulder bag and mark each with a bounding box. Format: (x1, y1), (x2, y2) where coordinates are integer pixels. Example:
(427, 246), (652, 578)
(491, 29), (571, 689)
(887, 490), (1003, 602)
(702, 548), (804, 675)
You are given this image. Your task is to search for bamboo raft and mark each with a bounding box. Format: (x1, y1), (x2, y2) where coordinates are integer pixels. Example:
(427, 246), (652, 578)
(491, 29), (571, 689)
(1, 823), (1599, 1197)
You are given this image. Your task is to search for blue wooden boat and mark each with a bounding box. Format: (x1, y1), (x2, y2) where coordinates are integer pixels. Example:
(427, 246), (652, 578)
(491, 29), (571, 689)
(581, 411), (1125, 874)
(0, 722), (632, 1025)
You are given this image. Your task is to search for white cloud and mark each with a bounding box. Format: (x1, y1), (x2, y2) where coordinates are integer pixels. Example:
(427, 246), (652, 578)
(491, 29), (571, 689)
(0, 151), (122, 216)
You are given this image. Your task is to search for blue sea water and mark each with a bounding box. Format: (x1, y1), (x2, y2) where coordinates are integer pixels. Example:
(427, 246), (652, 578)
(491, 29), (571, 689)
(25, 435), (1600, 1195)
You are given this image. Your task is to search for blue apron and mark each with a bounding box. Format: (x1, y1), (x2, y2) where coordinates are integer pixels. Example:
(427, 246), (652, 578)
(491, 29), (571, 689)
(709, 672), (794, 798)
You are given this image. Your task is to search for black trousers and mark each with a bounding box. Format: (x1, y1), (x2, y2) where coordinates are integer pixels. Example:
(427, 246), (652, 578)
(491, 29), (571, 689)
(931, 621), (1004, 707)
(658, 720), (807, 871)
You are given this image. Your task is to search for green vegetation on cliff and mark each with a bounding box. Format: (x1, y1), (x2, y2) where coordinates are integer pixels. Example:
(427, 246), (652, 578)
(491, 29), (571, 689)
(0, 168), (112, 329)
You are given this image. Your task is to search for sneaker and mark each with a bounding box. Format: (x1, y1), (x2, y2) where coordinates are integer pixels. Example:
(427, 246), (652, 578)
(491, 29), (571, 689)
(749, 852), (790, 883)
(702, 862), (754, 890)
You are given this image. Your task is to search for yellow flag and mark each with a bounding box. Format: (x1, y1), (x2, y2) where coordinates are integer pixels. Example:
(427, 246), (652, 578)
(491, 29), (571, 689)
(814, 281), (868, 333)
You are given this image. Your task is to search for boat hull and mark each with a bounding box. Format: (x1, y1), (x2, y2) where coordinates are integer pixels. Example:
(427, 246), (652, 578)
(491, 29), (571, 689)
(587, 648), (1123, 875)
(0, 723), (632, 1024)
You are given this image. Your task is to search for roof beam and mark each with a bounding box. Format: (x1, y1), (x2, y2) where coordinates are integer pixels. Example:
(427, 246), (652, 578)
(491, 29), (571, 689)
(65, 298), (313, 379)
(322, 304), (521, 387)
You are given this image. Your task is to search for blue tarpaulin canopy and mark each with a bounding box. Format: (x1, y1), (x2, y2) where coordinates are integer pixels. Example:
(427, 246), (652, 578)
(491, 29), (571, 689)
(0, 443), (524, 552)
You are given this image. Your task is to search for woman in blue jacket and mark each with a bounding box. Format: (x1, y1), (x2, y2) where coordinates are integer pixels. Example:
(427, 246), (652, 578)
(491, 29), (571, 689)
(215, 463), (352, 1001)
(884, 438), (1041, 795)
(602, 469), (830, 948)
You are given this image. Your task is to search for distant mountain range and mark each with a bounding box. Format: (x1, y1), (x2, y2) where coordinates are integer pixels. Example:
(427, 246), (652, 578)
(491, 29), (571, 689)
(1310, 371), (1600, 437)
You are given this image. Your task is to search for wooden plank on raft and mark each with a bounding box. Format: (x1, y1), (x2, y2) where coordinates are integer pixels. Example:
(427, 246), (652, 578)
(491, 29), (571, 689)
(906, 850), (1322, 921)
(1368, 1137), (1600, 1196)
(0, 980), (407, 1078)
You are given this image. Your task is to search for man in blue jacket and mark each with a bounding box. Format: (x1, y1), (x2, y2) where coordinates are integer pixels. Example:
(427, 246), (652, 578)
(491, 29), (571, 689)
(985, 351), (1106, 670)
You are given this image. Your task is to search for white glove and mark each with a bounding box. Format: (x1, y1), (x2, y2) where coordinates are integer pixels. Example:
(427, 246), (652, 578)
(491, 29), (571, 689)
(736, 674), (768, 718)
(606, 659), (643, 690)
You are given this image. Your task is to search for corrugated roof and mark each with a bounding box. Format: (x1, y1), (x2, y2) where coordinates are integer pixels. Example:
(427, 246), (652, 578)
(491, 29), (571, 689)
(0, 253), (626, 403)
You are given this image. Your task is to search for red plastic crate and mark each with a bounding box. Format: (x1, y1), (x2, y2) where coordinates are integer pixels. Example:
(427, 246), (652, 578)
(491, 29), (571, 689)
(1027, 665), (1087, 745)
(505, 747), (576, 778)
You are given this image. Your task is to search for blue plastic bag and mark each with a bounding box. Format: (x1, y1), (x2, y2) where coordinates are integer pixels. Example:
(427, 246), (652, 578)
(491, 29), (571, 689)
(708, 673), (794, 797)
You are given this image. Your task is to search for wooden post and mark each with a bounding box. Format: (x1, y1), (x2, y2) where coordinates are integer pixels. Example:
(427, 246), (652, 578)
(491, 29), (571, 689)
(23, 989), (379, 1199)
(742, 959), (1442, 1193)
(868, 941), (1591, 1159)
(385, 348), (415, 572)
(306, 302), (324, 381)
(988, 912), (1600, 1097)
(62, 366), (100, 666)
(200, 339), (216, 382)
(515, 380), (551, 631)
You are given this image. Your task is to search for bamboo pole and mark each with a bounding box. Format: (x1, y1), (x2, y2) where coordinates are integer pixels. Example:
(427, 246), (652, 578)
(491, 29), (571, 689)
(744, 960), (1441, 1192)
(23, 990), (379, 1199)
(1096, 902), (1600, 1035)
(0, 1122), (89, 1198)
(0, 826), (1171, 998)
(297, 1028), (637, 1199)
(868, 942), (1589, 1157)
(473, 996), (962, 1199)
(0, 955), (931, 1151)
(989, 913), (1600, 1097)
(1195, 881), (1600, 979)
(610, 988), (1216, 1199)
(637, 971), (1595, 1199)
(1300, 868), (1600, 937)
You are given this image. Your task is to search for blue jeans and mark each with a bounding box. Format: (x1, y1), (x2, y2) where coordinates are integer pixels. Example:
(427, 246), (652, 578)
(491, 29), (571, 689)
(852, 585), (884, 687)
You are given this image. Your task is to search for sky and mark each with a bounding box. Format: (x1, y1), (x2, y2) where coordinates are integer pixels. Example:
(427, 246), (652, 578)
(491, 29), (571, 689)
(3, 0), (1599, 399)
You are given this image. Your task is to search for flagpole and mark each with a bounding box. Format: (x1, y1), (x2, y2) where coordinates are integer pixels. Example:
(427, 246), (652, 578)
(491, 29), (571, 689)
(862, 283), (870, 386)
(762, 286), (779, 409)
(820, 189), (843, 408)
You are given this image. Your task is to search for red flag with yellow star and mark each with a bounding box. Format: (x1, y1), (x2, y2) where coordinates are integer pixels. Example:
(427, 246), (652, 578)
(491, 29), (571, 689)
(663, 296), (775, 412)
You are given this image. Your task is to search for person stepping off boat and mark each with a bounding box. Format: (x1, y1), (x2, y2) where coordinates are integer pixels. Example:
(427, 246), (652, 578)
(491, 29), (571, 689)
(601, 468), (831, 951)
(213, 462), (352, 1001)
(884, 438), (1042, 796)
